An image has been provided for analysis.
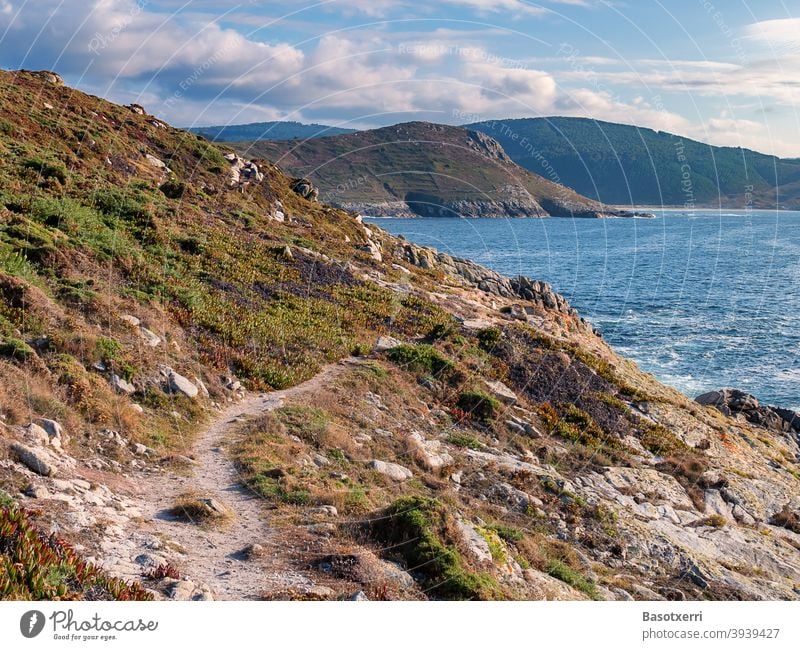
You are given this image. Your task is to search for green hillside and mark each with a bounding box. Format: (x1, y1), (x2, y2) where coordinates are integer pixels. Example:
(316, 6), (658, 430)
(244, 122), (634, 218)
(188, 121), (355, 142)
(466, 117), (800, 208)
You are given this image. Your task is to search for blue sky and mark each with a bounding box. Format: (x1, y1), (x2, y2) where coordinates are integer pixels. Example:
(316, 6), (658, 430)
(1, 0), (799, 155)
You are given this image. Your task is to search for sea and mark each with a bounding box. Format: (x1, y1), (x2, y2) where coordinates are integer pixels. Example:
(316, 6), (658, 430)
(367, 209), (800, 410)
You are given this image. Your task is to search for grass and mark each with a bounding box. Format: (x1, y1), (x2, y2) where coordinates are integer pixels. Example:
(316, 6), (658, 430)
(446, 432), (483, 450)
(545, 559), (600, 600)
(169, 493), (232, 526)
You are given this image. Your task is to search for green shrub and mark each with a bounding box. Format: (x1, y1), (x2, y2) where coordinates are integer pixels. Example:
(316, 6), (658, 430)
(488, 523), (524, 542)
(446, 432), (483, 450)
(386, 344), (454, 378)
(476, 327), (502, 351)
(0, 506), (151, 600)
(367, 496), (502, 600)
(22, 158), (67, 184)
(457, 390), (500, 422)
(0, 337), (34, 361)
(159, 179), (186, 199)
(0, 490), (15, 509)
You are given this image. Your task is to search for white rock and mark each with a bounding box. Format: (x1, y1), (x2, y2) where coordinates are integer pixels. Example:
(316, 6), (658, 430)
(168, 370), (199, 398)
(38, 418), (63, 440)
(408, 432), (453, 470)
(454, 520), (493, 564)
(484, 379), (518, 405)
(374, 336), (403, 352)
(309, 505), (338, 517)
(347, 590), (369, 601)
(23, 422), (51, 447)
(193, 376), (210, 397)
(368, 459), (412, 481)
(132, 443), (150, 456)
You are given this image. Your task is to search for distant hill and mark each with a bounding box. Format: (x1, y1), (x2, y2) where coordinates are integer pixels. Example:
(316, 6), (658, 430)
(188, 120), (356, 142)
(242, 121), (637, 218)
(466, 117), (800, 209)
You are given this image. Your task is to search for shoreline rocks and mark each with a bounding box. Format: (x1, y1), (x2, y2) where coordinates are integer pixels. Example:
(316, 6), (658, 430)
(695, 389), (800, 438)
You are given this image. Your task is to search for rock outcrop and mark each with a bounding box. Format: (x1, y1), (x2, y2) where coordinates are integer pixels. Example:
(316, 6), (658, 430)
(696, 389), (800, 440)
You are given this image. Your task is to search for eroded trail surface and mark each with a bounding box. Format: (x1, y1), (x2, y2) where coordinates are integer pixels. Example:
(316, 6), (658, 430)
(106, 360), (353, 600)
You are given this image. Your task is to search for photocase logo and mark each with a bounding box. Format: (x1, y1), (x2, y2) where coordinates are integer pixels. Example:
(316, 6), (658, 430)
(20, 610), (45, 638)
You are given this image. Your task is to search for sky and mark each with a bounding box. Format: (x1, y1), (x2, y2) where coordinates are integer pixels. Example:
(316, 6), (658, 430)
(1, 0), (800, 156)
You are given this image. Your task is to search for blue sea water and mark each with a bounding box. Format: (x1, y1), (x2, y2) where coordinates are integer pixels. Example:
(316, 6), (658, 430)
(367, 210), (800, 410)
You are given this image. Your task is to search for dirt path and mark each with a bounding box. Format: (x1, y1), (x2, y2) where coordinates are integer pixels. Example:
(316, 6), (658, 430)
(113, 359), (354, 600)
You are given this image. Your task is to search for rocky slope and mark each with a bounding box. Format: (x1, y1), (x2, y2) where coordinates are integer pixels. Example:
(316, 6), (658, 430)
(239, 122), (637, 218)
(1, 70), (800, 601)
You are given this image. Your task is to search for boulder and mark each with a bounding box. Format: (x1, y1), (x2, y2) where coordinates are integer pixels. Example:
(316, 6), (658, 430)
(360, 240), (382, 262)
(242, 543), (266, 559)
(168, 370), (199, 399)
(38, 418), (63, 440)
(290, 178), (319, 201)
(145, 153), (166, 169)
(11, 443), (56, 476)
(309, 505), (338, 518)
(139, 327), (161, 347)
(31, 70), (64, 85)
(23, 483), (49, 499)
(23, 422), (51, 447)
(347, 590), (369, 601)
(120, 314), (140, 327)
(408, 432), (453, 470)
(695, 388), (800, 434)
(110, 374), (136, 395)
(368, 459), (412, 481)
(490, 482), (541, 513)
(374, 336), (402, 352)
(454, 520), (493, 564)
(484, 379), (517, 405)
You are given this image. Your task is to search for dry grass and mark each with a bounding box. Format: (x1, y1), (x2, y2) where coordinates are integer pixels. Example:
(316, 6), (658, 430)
(169, 491), (232, 527)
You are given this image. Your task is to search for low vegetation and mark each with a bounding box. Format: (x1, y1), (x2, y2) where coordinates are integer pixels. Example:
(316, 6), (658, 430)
(0, 506), (151, 600)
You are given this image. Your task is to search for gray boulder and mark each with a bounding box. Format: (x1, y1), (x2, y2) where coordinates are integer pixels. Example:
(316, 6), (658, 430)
(168, 370), (199, 398)
(11, 443), (56, 476)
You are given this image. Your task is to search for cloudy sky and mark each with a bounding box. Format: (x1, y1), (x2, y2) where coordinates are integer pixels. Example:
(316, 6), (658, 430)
(1, 0), (799, 155)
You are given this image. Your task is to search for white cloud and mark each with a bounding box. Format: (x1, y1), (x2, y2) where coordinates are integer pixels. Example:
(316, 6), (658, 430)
(743, 18), (800, 54)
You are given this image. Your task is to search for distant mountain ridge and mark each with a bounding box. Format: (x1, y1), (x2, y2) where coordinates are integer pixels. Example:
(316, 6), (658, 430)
(216, 116), (800, 209)
(465, 117), (800, 209)
(188, 120), (356, 142)
(241, 121), (637, 218)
